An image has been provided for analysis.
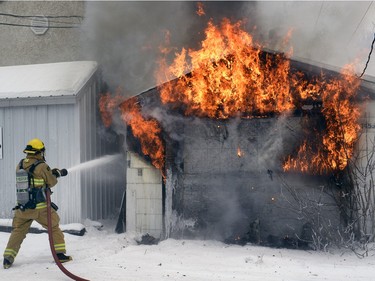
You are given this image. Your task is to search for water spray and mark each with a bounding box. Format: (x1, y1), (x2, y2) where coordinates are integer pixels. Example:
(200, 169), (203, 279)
(67, 154), (122, 173)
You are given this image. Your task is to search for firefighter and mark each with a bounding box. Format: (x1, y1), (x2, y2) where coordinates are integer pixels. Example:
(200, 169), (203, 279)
(3, 138), (72, 269)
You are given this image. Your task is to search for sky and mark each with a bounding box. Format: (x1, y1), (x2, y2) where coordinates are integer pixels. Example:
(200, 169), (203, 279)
(80, 1), (375, 97)
(1, 220), (375, 281)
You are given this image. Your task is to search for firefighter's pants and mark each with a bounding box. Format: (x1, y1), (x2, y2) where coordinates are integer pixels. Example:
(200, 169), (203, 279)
(3, 207), (66, 263)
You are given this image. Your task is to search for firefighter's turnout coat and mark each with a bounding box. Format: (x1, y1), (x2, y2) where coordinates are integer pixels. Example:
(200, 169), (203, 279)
(3, 154), (66, 263)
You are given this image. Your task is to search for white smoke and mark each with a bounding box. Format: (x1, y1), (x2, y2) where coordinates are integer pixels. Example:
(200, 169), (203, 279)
(251, 1), (375, 75)
(81, 1), (375, 97)
(80, 2), (191, 96)
(80, 2), (255, 97)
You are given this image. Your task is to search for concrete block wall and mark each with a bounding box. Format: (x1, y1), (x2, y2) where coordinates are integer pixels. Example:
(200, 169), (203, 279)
(170, 117), (341, 243)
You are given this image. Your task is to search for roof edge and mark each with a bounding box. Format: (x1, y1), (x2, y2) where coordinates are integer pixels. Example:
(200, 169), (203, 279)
(0, 95), (77, 108)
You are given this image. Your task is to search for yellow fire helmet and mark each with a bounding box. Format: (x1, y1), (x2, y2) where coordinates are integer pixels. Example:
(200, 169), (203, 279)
(23, 138), (45, 154)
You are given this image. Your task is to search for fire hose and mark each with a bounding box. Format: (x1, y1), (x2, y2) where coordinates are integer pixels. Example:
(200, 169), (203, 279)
(46, 188), (90, 281)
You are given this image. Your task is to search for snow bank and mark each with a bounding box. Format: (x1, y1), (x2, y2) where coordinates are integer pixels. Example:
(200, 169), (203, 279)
(1, 221), (375, 281)
(0, 218), (86, 236)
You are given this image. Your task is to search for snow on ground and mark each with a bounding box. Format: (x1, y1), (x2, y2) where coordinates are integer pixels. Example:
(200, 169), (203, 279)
(1, 220), (375, 281)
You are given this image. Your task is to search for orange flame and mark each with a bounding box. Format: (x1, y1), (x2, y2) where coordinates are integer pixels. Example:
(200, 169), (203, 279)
(99, 89), (125, 128)
(99, 17), (362, 175)
(156, 18), (295, 119)
(99, 90), (165, 171)
(119, 97), (165, 171)
(155, 18), (362, 174)
(283, 65), (361, 174)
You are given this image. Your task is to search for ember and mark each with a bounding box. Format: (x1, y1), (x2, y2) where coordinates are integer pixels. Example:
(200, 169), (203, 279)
(237, 147), (243, 158)
(196, 2), (205, 17)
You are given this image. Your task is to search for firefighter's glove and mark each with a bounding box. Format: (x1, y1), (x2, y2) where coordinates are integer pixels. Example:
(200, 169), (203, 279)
(52, 168), (60, 177)
(52, 168), (68, 178)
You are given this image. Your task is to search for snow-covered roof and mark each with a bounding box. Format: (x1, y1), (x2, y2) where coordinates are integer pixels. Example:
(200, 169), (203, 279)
(0, 61), (98, 105)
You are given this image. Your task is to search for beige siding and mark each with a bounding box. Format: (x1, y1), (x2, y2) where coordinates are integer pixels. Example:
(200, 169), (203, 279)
(126, 152), (163, 237)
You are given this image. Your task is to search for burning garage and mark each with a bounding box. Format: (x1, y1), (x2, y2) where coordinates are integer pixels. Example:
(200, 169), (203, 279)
(100, 17), (375, 249)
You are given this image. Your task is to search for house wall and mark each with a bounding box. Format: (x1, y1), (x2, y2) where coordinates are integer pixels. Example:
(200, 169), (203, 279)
(0, 1), (85, 66)
(168, 117), (341, 243)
